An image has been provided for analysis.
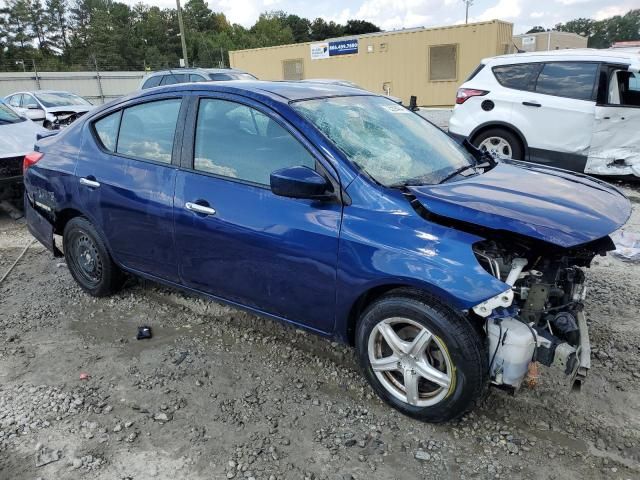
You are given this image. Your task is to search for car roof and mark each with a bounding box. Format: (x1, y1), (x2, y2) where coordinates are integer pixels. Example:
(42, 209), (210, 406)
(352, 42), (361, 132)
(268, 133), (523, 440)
(131, 80), (371, 104)
(483, 48), (640, 66)
(7, 90), (75, 95)
(145, 68), (250, 77)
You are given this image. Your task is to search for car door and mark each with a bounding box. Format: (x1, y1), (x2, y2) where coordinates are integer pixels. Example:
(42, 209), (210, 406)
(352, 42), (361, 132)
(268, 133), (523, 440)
(586, 67), (640, 176)
(75, 95), (187, 282)
(21, 94), (46, 122)
(509, 61), (598, 170)
(8, 94), (26, 116)
(174, 94), (342, 333)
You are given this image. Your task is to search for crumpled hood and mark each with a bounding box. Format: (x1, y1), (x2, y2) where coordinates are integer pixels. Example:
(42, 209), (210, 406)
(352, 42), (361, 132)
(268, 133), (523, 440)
(0, 120), (45, 158)
(47, 105), (93, 114)
(408, 162), (631, 248)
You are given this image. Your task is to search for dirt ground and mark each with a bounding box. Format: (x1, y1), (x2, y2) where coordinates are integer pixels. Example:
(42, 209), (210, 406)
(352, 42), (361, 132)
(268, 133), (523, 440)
(1, 182), (639, 480)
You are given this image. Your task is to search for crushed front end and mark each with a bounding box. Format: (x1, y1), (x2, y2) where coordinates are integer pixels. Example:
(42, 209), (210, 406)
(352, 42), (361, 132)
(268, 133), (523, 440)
(471, 235), (615, 391)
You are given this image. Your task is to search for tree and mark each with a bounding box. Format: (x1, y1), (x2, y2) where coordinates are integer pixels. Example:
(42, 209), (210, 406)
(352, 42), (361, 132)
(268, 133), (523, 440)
(250, 12), (294, 47)
(526, 26), (546, 34)
(344, 19), (380, 35)
(555, 10), (640, 48)
(310, 17), (343, 40)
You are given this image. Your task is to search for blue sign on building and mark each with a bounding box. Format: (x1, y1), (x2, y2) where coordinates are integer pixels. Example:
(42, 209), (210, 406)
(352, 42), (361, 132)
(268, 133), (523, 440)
(328, 39), (358, 56)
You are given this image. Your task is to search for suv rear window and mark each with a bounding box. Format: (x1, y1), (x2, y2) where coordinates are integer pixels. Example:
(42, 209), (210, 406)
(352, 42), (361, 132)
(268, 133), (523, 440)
(492, 63), (540, 91)
(535, 62), (598, 101)
(465, 63), (485, 82)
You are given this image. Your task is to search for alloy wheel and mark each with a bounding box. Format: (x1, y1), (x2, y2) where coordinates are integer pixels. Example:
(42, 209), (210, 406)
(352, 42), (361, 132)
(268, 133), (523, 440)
(367, 317), (454, 407)
(478, 136), (513, 158)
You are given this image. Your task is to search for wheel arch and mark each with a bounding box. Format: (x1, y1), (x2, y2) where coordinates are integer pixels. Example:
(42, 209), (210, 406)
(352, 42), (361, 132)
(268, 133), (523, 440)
(343, 280), (469, 346)
(469, 121), (528, 158)
(53, 207), (85, 235)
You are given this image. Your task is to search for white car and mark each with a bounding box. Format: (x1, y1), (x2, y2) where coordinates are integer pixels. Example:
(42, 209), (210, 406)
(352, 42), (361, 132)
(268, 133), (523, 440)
(4, 90), (94, 130)
(449, 49), (640, 177)
(0, 100), (47, 197)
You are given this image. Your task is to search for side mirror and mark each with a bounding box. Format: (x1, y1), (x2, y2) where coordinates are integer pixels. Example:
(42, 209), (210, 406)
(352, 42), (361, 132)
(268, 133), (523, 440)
(270, 166), (333, 200)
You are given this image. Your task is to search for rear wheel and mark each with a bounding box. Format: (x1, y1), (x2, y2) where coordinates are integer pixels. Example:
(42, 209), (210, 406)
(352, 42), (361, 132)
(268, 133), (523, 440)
(356, 290), (487, 422)
(63, 217), (124, 297)
(473, 128), (524, 160)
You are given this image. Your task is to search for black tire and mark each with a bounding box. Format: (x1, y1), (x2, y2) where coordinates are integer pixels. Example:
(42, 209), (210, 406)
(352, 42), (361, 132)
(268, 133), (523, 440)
(356, 289), (488, 423)
(473, 128), (524, 160)
(63, 217), (124, 297)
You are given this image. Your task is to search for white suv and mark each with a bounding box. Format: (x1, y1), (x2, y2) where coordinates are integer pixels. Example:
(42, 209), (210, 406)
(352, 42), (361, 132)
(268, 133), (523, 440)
(449, 49), (640, 177)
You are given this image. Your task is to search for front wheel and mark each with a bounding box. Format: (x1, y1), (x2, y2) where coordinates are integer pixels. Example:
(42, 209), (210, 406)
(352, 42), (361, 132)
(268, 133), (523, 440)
(63, 217), (124, 297)
(356, 290), (488, 422)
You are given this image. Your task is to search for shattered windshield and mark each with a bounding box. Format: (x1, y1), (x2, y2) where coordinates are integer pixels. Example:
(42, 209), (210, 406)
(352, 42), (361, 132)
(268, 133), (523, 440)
(292, 95), (475, 186)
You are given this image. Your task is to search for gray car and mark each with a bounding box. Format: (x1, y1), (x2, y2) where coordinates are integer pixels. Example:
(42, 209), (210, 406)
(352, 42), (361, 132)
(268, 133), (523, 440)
(139, 68), (258, 90)
(0, 100), (46, 199)
(4, 90), (94, 130)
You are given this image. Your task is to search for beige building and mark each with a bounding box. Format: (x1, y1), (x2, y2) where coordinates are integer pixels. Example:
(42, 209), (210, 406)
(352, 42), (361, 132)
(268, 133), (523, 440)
(230, 20), (513, 107)
(512, 31), (587, 53)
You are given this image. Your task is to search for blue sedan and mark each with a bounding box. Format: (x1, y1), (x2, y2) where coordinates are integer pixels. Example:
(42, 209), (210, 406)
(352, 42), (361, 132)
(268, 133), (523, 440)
(23, 81), (630, 422)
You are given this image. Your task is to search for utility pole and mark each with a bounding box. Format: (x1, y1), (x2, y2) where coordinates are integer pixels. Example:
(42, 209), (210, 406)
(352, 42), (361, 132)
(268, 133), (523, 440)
(463, 0), (473, 24)
(32, 59), (41, 89)
(176, 0), (189, 68)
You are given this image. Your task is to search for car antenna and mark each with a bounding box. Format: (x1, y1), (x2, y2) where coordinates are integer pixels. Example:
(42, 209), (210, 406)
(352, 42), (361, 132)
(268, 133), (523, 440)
(513, 42), (525, 54)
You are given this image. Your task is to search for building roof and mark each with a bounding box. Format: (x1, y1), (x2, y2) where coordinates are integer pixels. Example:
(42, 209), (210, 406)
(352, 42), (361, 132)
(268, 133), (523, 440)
(230, 19), (512, 54)
(513, 30), (586, 39)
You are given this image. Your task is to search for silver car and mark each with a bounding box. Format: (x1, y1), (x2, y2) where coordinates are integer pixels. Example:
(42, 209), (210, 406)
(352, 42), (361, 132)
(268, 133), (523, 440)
(0, 100), (46, 199)
(139, 68), (258, 90)
(4, 90), (94, 130)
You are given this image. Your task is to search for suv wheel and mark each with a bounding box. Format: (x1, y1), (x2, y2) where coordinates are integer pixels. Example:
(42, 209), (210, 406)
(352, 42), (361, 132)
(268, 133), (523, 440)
(356, 290), (488, 423)
(63, 217), (124, 297)
(473, 128), (523, 160)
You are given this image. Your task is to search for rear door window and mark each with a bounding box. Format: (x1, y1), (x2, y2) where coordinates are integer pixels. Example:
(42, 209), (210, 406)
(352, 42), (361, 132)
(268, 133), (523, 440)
(94, 111), (122, 151)
(534, 62), (598, 101)
(193, 98), (315, 185)
(116, 99), (182, 163)
(492, 63), (541, 91)
(142, 76), (162, 89)
(189, 74), (206, 82)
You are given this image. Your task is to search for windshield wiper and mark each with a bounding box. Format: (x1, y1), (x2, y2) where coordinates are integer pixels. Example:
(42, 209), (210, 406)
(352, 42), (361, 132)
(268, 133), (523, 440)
(438, 162), (490, 184)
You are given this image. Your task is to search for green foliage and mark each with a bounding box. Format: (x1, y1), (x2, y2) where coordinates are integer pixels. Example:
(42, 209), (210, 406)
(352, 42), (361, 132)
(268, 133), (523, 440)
(2, 3), (637, 72)
(554, 9), (640, 48)
(0, 0), (381, 71)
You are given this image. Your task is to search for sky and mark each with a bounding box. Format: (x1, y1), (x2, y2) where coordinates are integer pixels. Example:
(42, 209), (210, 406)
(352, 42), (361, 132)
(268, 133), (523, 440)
(129, 0), (637, 34)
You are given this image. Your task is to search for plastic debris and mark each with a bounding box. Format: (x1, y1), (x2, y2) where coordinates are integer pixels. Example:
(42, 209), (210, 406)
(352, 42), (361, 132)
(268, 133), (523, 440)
(611, 230), (640, 262)
(79, 372), (90, 380)
(524, 362), (540, 389)
(136, 326), (152, 340)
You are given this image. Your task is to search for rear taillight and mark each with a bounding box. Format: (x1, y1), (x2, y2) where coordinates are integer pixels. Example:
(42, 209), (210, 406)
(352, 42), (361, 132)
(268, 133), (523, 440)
(456, 88), (489, 104)
(23, 151), (44, 173)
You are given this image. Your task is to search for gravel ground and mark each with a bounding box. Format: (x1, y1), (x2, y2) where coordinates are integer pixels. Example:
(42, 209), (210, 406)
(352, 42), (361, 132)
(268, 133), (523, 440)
(1, 182), (639, 480)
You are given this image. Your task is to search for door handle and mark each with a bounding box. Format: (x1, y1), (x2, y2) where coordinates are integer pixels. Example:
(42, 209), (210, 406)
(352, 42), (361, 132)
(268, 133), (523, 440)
(522, 101), (541, 107)
(185, 202), (216, 216)
(79, 177), (101, 188)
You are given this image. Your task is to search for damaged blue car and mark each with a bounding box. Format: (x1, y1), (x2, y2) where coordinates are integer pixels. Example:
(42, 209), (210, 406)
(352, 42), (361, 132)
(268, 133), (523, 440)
(23, 82), (631, 422)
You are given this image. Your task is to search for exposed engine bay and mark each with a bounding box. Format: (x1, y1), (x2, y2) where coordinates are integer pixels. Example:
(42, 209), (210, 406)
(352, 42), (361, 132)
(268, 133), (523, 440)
(472, 235), (615, 391)
(47, 111), (87, 130)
